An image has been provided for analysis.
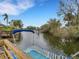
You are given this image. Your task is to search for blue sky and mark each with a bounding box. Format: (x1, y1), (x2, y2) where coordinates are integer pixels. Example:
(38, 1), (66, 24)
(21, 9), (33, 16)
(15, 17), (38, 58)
(0, 0), (59, 27)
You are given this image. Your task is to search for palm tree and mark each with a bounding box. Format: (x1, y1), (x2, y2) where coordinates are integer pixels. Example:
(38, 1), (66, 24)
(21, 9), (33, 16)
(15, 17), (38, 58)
(10, 20), (23, 29)
(2, 13), (9, 25)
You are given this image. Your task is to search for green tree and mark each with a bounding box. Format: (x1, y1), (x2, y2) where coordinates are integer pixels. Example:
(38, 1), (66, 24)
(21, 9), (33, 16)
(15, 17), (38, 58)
(58, 0), (79, 26)
(57, 0), (79, 56)
(10, 20), (23, 29)
(41, 19), (61, 34)
(41, 19), (62, 48)
(41, 18), (79, 56)
(26, 26), (38, 30)
(40, 0), (79, 57)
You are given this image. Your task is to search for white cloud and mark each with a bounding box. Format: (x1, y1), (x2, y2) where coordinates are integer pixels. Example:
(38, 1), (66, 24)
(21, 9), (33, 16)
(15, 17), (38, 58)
(0, 0), (32, 15)
(17, 0), (35, 10)
(0, 2), (18, 15)
(0, 0), (47, 15)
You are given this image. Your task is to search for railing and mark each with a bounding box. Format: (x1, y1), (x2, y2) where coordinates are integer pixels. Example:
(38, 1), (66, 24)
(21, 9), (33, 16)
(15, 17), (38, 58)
(29, 45), (72, 59)
(49, 53), (72, 59)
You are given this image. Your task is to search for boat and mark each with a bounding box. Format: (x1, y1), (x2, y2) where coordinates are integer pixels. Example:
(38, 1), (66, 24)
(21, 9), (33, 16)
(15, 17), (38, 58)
(10, 29), (72, 59)
(11, 29), (50, 59)
(0, 39), (32, 59)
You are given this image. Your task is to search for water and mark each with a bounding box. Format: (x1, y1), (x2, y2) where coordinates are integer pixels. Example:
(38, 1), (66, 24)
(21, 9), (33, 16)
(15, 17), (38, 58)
(16, 32), (50, 51)
(27, 50), (48, 59)
(16, 32), (72, 59)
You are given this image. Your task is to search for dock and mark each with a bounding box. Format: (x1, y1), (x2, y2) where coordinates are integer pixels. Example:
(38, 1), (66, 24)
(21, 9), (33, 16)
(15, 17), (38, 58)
(0, 40), (32, 59)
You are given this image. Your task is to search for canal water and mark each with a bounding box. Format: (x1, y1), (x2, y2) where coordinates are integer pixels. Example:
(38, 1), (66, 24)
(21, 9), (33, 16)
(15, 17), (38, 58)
(16, 32), (67, 56)
(16, 32), (50, 51)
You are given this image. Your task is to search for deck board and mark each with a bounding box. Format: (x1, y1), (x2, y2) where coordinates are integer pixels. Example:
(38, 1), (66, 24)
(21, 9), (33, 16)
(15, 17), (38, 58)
(0, 40), (32, 59)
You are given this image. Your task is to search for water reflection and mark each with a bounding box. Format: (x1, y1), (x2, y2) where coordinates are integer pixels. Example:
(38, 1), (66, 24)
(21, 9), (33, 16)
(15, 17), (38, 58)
(16, 32), (50, 51)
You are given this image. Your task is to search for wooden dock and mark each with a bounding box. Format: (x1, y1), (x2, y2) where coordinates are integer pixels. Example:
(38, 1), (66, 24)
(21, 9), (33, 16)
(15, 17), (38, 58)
(0, 40), (32, 59)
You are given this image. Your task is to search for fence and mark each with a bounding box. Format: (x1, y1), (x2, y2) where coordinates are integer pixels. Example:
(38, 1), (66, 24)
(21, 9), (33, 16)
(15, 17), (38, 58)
(49, 53), (72, 59)
(29, 46), (72, 59)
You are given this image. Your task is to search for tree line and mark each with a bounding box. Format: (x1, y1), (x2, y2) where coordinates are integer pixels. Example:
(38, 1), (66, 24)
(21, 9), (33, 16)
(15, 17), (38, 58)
(40, 0), (79, 57)
(2, 13), (23, 30)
